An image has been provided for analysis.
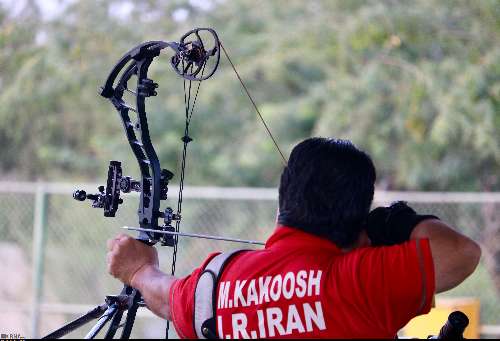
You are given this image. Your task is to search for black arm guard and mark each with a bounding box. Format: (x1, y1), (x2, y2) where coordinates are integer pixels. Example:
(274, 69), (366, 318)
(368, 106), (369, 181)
(365, 201), (439, 246)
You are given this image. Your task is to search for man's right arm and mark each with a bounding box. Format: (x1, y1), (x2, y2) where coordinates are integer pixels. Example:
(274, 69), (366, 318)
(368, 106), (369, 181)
(410, 219), (481, 293)
(106, 234), (176, 320)
(131, 265), (176, 320)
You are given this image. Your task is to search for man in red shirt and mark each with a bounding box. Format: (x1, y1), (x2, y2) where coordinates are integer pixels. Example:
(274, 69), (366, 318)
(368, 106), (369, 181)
(107, 137), (481, 338)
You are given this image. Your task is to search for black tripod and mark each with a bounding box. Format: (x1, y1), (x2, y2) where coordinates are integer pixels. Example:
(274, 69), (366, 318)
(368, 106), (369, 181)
(43, 286), (143, 339)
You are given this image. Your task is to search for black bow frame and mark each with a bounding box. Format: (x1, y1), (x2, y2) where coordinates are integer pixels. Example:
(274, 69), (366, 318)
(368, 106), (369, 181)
(43, 27), (223, 339)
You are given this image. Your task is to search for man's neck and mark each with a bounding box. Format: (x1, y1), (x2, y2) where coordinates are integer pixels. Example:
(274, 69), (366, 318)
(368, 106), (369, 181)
(342, 230), (371, 253)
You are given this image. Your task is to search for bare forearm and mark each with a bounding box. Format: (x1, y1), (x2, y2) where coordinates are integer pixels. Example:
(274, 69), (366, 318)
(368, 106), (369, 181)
(132, 265), (177, 320)
(410, 219), (481, 293)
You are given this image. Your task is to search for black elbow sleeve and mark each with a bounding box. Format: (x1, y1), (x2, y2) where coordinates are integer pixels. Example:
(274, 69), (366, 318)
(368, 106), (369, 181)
(365, 201), (439, 246)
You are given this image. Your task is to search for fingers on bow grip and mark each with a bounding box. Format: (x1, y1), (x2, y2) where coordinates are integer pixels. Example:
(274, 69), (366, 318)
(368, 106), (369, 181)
(107, 233), (133, 251)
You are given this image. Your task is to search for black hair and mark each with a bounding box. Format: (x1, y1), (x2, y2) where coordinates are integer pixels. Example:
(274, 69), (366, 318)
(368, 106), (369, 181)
(278, 137), (376, 248)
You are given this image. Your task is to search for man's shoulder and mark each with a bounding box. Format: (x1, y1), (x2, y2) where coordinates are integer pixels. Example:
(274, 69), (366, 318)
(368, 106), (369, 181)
(343, 240), (421, 257)
(330, 240), (427, 272)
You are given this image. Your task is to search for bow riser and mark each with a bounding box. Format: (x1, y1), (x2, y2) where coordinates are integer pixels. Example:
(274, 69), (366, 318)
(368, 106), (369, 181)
(73, 29), (222, 247)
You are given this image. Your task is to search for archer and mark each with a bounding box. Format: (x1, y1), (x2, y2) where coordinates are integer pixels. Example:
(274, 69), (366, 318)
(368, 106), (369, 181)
(107, 137), (481, 338)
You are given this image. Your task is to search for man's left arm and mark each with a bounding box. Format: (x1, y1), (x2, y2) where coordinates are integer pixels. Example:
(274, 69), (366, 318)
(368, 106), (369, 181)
(106, 234), (177, 320)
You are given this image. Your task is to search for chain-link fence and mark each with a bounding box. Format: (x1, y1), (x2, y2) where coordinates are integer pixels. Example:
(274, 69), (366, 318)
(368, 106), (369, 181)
(0, 182), (499, 338)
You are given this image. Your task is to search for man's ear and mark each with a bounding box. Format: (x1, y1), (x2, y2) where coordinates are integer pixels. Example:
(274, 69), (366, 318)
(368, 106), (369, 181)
(342, 230), (371, 253)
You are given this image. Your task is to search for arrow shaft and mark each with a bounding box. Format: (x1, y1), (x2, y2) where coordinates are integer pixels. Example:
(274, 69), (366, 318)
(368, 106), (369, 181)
(121, 226), (265, 246)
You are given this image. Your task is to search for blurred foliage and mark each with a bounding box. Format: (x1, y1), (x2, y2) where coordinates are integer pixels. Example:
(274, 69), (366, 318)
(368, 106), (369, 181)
(0, 0), (499, 190)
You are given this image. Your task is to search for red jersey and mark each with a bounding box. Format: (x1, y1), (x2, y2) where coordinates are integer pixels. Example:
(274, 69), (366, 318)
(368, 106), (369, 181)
(169, 226), (435, 338)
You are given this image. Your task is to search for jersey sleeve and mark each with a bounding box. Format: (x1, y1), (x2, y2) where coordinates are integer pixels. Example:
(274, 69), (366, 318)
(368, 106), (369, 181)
(330, 239), (435, 335)
(169, 252), (220, 339)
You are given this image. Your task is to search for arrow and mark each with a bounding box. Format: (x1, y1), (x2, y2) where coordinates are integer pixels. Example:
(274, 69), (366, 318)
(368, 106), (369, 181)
(121, 226), (265, 246)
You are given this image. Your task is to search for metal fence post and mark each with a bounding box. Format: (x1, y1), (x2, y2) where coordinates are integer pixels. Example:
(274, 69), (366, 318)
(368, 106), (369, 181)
(31, 183), (48, 338)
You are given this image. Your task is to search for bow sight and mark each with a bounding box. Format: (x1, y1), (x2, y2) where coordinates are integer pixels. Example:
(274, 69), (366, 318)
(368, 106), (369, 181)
(73, 160), (177, 245)
(43, 28), (221, 339)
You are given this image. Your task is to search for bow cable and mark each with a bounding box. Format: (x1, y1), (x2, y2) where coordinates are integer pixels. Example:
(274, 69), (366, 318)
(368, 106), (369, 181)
(171, 62), (205, 276)
(168, 43), (288, 281)
(167, 62), (205, 338)
(170, 43), (287, 272)
(166, 40), (288, 338)
(220, 42), (288, 166)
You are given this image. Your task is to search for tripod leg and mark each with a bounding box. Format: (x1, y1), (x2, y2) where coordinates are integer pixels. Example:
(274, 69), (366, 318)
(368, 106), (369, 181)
(104, 308), (124, 339)
(120, 290), (142, 339)
(42, 304), (108, 339)
(85, 304), (119, 339)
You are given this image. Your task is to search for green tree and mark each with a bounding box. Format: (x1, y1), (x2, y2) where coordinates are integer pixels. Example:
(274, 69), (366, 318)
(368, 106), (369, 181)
(0, 0), (499, 295)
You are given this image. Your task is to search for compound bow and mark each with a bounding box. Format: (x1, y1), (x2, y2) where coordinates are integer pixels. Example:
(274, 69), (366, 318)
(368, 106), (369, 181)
(43, 27), (285, 339)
